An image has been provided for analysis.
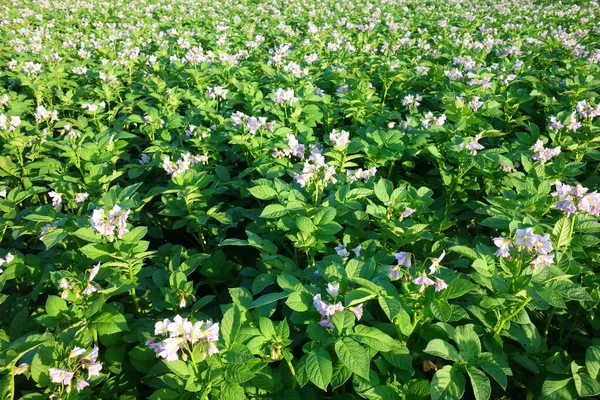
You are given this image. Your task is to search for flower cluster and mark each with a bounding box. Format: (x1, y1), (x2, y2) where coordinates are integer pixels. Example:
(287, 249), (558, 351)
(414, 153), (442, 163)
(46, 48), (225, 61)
(48, 346), (102, 392)
(531, 139), (561, 163)
(329, 129), (350, 147)
(273, 134), (305, 159)
(421, 112), (446, 129)
(0, 114), (21, 131)
(231, 111), (275, 134)
(335, 243), (361, 260)
(274, 88), (298, 105)
(163, 152), (209, 177)
(90, 205), (130, 240)
(147, 315), (220, 361)
(458, 133), (484, 155)
(0, 252), (14, 275)
(34, 106), (59, 123)
(402, 94), (422, 108)
(494, 227), (554, 272)
(293, 145), (337, 187)
(313, 284), (363, 330)
(346, 167), (377, 183)
(552, 181), (600, 216)
(389, 250), (447, 292)
(206, 86), (228, 100)
(414, 251), (447, 292)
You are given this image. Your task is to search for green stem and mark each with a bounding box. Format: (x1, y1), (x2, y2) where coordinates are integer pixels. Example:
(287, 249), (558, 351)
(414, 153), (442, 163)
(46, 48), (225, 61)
(128, 261), (142, 314)
(287, 359), (297, 389)
(494, 296), (531, 336)
(543, 307), (555, 338)
(189, 348), (200, 376)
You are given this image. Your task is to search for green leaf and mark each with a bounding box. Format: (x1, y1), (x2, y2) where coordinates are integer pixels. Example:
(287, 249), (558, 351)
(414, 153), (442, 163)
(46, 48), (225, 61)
(163, 360), (190, 378)
(467, 367), (491, 400)
(45, 295), (67, 317)
(441, 279), (477, 299)
(331, 310), (355, 333)
(430, 300), (452, 322)
(250, 292), (287, 308)
(352, 325), (402, 352)
(455, 324), (481, 361)
(423, 339), (460, 362)
(260, 204), (287, 219)
(249, 185), (277, 200)
(381, 347), (413, 372)
(285, 292), (310, 312)
(226, 364), (255, 384)
(476, 353), (508, 390)
(42, 228), (68, 250)
(553, 217), (573, 248)
(221, 306), (241, 347)
(374, 178), (393, 202)
(221, 381), (246, 400)
(296, 216), (315, 233)
(586, 345), (600, 380)
(225, 343), (254, 364)
(573, 372), (600, 397)
(258, 317), (276, 339)
(448, 246), (478, 260)
(71, 227), (103, 243)
(92, 307), (129, 335)
(431, 366), (466, 400)
(541, 376), (577, 400)
(334, 337), (370, 379)
(331, 360), (352, 390)
(305, 347), (332, 391)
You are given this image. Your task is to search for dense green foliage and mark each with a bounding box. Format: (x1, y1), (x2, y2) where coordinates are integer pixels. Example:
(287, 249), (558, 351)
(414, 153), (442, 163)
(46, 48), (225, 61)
(1, 0), (600, 399)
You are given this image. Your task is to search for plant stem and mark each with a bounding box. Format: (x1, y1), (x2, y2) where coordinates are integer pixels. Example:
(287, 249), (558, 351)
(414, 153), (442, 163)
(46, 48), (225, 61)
(494, 296), (531, 336)
(128, 261), (142, 314)
(543, 307), (555, 338)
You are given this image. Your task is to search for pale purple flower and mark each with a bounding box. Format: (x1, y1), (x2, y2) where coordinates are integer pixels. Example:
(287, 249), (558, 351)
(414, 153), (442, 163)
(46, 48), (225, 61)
(327, 283), (340, 297)
(184, 321), (204, 344)
(69, 347), (87, 358)
(49, 368), (74, 385)
(428, 251), (446, 274)
(531, 254), (554, 272)
(13, 363), (29, 376)
(319, 318), (334, 330)
(88, 262), (100, 281)
(330, 129), (350, 147)
(48, 191), (62, 209)
(578, 192), (600, 216)
(394, 251), (412, 267)
(402, 208), (416, 218)
(335, 244), (350, 260)
(75, 193), (89, 203)
(515, 228), (536, 247)
(532, 139), (561, 163)
(413, 273), (436, 292)
(350, 304), (363, 320)
(76, 379), (90, 391)
(82, 283), (97, 295)
(313, 294), (344, 317)
(167, 315), (189, 337)
(353, 245), (361, 257)
(531, 234), (553, 255)
(434, 279), (448, 292)
(157, 337), (184, 361)
(155, 318), (171, 336)
(493, 237), (512, 257)
(202, 321), (220, 343)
